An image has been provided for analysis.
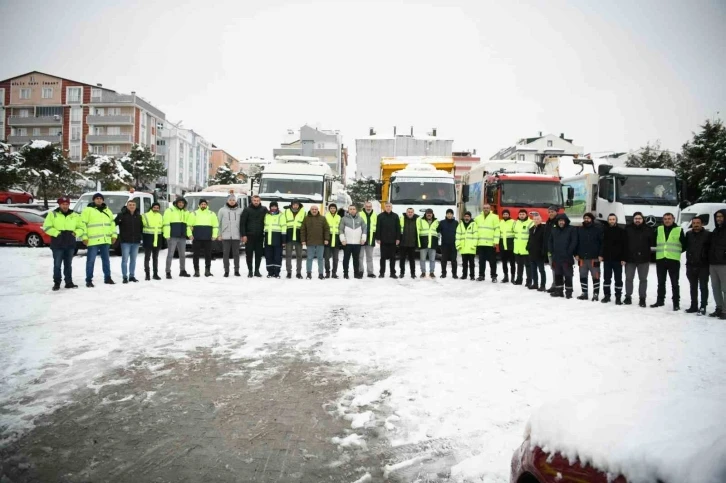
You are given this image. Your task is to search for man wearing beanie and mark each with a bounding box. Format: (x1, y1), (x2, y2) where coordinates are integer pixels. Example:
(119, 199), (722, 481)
(189, 198), (219, 277)
(217, 194), (242, 277)
(263, 201), (286, 278)
(142, 202), (164, 280)
(438, 208), (458, 278)
(80, 192), (116, 287)
(576, 212), (604, 301)
(163, 196), (192, 279)
(498, 209), (515, 282)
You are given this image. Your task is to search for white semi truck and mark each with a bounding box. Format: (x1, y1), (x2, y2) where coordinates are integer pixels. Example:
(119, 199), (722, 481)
(562, 162), (685, 227)
(382, 163), (457, 221)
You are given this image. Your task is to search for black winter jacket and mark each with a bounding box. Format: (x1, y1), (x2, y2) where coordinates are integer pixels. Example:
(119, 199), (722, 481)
(376, 211), (400, 244)
(437, 218), (458, 246)
(602, 225), (626, 262)
(686, 229), (711, 267)
(542, 215), (559, 255)
(240, 204), (268, 237)
(576, 222), (604, 259)
(115, 208), (143, 244)
(527, 224), (547, 261)
(707, 209), (726, 265)
(401, 215), (419, 247)
(624, 223), (655, 264)
(548, 214), (577, 262)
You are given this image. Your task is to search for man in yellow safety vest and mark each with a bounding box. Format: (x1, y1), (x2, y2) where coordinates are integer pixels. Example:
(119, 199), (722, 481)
(142, 202), (164, 280)
(651, 212), (686, 310)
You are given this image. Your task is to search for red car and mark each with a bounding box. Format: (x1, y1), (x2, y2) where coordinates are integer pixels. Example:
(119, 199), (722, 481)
(0, 189), (34, 204)
(0, 209), (51, 247)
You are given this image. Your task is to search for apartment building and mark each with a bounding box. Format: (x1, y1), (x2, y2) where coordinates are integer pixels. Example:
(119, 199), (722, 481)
(157, 120), (211, 196)
(490, 132), (584, 167)
(0, 71), (164, 164)
(209, 148), (240, 178)
(273, 125), (344, 176)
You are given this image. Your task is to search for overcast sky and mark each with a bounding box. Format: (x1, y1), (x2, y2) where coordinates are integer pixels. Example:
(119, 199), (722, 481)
(2, 0), (724, 166)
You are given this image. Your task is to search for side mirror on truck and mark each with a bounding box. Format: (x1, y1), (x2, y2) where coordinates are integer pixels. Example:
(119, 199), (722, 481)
(486, 192), (495, 204)
(462, 185), (469, 203)
(567, 186), (575, 201)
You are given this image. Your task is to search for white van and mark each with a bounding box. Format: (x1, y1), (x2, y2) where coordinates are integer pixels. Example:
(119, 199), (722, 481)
(679, 203), (726, 232)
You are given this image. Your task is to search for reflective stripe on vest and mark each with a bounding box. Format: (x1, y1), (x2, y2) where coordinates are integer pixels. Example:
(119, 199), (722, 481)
(325, 213), (341, 248)
(418, 218), (439, 247)
(361, 210), (377, 244)
(513, 219), (533, 255)
(285, 209), (305, 241)
(656, 226), (682, 261)
(265, 213), (285, 245)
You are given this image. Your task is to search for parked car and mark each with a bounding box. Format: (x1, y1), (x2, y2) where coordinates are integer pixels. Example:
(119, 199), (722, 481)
(680, 202), (726, 232)
(0, 189), (34, 204)
(0, 209), (51, 247)
(0, 203), (46, 212)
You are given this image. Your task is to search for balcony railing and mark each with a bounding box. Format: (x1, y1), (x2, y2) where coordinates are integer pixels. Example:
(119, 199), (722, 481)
(86, 115), (133, 125)
(86, 134), (134, 144)
(90, 92), (134, 104)
(8, 116), (63, 126)
(7, 135), (62, 145)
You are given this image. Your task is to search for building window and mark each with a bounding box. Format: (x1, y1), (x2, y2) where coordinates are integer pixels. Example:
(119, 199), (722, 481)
(0, 88), (4, 106)
(92, 145), (104, 154)
(518, 154), (525, 161)
(32, 128), (41, 136)
(108, 107), (121, 116)
(71, 107), (82, 122)
(107, 126), (121, 135)
(70, 144), (81, 160)
(37, 106), (63, 117)
(20, 88), (31, 100)
(67, 87), (82, 104)
(18, 109), (30, 118)
(71, 126), (81, 141)
(42, 88), (53, 99)
(547, 140), (553, 147)
(15, 128), (28, 136)
(94, 127), (105, 135)
(91, 88), (102, 100)
(94, 107), (105, 116)
(107, 145), (120, 155)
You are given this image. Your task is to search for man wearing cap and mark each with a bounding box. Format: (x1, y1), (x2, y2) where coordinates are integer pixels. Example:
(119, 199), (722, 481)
(240, 195), (268, 277)
(575, 212), (604, 301)
(474, 204), (500, 282)
(437, 208), (458, 278)
(80, 192), (117, 287)
(217, 194), (243, 277)
(142, 202), (163, 280)
(189, 198), (219, 277)
(43, 196), (83, 290)
(543, 205), (559, 291)
(163, 196), (192, 279)
(284, 200), (306, 279)
(498, 209), (515, 283)
(263, 201), (286, 278)
(359, 201), (378, 278)
(325, 203), (342, 278)
(115, 199), (143, 283)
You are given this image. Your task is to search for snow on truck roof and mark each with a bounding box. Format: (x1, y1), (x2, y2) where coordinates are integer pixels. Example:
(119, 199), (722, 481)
(609, 166), (676, 176)
(381, 156), (455, 165)
(526, 395), (726, 483)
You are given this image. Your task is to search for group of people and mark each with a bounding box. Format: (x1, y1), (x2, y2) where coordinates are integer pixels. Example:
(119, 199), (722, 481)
(41, 193), (726, 319)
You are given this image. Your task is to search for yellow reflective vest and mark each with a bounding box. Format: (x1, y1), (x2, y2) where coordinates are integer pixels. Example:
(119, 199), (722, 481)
(474, 212), (500, 247)
(512, 219), (534, 255)
(189, 208), (219, 240)
(284, 208), (306, 242)
(43, 209), (83, 238)
(80, 205), (116, 246)
(264, 212), (286, 245)
(142, 211), (164, 247)
(656, 226), (683, 261)
(360, 210), (377, 245)
(456, 220), (478, 255)
(499, 219), (515, 250)
(417, 217), (440, 249)
(163, 206), (191, 239)
(325, 212), (341, 248)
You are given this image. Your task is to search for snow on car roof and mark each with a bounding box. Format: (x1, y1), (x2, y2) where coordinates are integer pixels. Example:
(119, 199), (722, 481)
(525, 395), (726, 483)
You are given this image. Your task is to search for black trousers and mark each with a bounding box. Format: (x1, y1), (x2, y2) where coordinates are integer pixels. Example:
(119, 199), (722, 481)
(477, 246), (497, 278)
(602, 261), (623, 297)
(144, 245), (160, 274)
(499, 242), (515, 278)
(656, 259), (680, 303)
(553, 260), (574, 294)
(515, 254), (530, 283)
(461, 254), (475, 278)
(380, 243), (397, 275)
(343, 245), (361, 275)
(440, 244), (458, 276)
(324, 246), (340, 274)
(399, 246), (417, 275)
(245, 234), (264, 272)
(529, 259), (546, 286)
(193, 240), (212, 271)
(264, 244), (283, 276)
(686, 265), (709, 308)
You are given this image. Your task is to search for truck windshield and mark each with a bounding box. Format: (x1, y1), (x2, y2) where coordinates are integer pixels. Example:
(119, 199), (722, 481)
(500, 182), (563, 207)
(259, 177), (324, 201)
(617, 176), (678, 205)
(391, 181), (456, 205)
(73, 194), (129, 214)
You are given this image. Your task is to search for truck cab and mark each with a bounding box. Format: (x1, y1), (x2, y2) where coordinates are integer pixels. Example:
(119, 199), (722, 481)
(184, 185), (250, 254)
(256, 156), (335, 212)
(384, 164), (457, 221)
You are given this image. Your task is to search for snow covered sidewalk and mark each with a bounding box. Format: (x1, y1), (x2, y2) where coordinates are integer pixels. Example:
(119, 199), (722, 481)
(1, 247), (725, 481)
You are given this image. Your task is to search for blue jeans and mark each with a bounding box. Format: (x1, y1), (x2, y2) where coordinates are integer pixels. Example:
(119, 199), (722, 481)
(86, 244), (111, 283)
(121, 243), (140, 278)
(420, 248), (436, 273)
(51, 247), (75, 283)
(305, 245), (325, 274)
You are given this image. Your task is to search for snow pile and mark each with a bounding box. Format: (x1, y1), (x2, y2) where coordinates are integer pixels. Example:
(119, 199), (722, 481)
(28, 140), (51, 149)
(526, 396), (726, 483)
(85, 155), (132, 184)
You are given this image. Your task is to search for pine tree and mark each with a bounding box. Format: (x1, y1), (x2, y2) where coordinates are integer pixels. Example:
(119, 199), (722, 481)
(84, 154), (133, 191)
(346, 178), (379, 210)
(681, 119), (726, 203)
(19, 141), (76, 208)
(209, 162), (239, 185)
(0, 142), (26, 191)
(119, 144), (166, 189)
(625, 141), (679, 170)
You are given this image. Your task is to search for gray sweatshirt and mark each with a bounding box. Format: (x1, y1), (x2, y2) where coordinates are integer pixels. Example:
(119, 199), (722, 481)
(217, 204), (242, 240)
(339, 212), (367, 245)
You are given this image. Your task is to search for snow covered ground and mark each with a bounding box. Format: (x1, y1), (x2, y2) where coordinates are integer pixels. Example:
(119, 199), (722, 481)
(1, 247), (725, 481)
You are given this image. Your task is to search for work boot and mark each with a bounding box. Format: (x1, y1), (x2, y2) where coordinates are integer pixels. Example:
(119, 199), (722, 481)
(52, 282), (61, 291)
(577, 293), (588, 300)
(65, 281), (78, 289)
(698, 307), (706, 316)
(538, 282), (546, 292)
(709, 307), (722, 318)
(86, 281), (94, 288)
(205, 270), (213, 277)
(326, 270), (331, 279)
(166, 272), (173, 279)
(194, 271), (200, 278)
(332, 272), (339, 279)
(344, 272), (349, 279)
(429, 272), (435, 278)
(391, 273), (398, 279)
(565, 290), (573, 299)
(306, 272), (312, 279)
(105, 279), (115, 285)
(591, 294), (599, 302)
(224, 271), (229, 278)
(550, 288), (564, 298)
(248, 270), (254, 278)
(254, 271), (262, 278)
(317, 273), (323, 280)
(639, 298), (646, 308)
(129, 277), (138, 283)
(477, 276), (485, 282)
(650, 300), (664, 308)
(179, 271), (191, 277)
(623, 295), (632, 305)
(153, 273), (161, 280)
(501, 275), (509, 283)
(673, 302), (680, 311)
(286, 272), (292, 279)
(420, 273), (427, 279)
(685, 305), (699, 314)
(601, 295), (611, 303)
(411, 273), (416, 279)
(145, 271), (150, 281)
(491, 276), (498, 283)
(368, 273), (376, 278)
(528, 284), (538, 290)
(123, 277), (129, 284)
(296, 272), (303, 280)
(452, 273), (459, 279)
(615, 295), (622, 305)
(234, 270), (241, 277)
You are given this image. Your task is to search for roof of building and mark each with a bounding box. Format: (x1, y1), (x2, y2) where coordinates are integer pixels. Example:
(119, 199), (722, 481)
(0, 70), (117, 92)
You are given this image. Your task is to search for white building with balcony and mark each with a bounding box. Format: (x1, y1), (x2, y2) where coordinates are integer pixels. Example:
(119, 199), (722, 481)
(158, 120), (211, 196)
